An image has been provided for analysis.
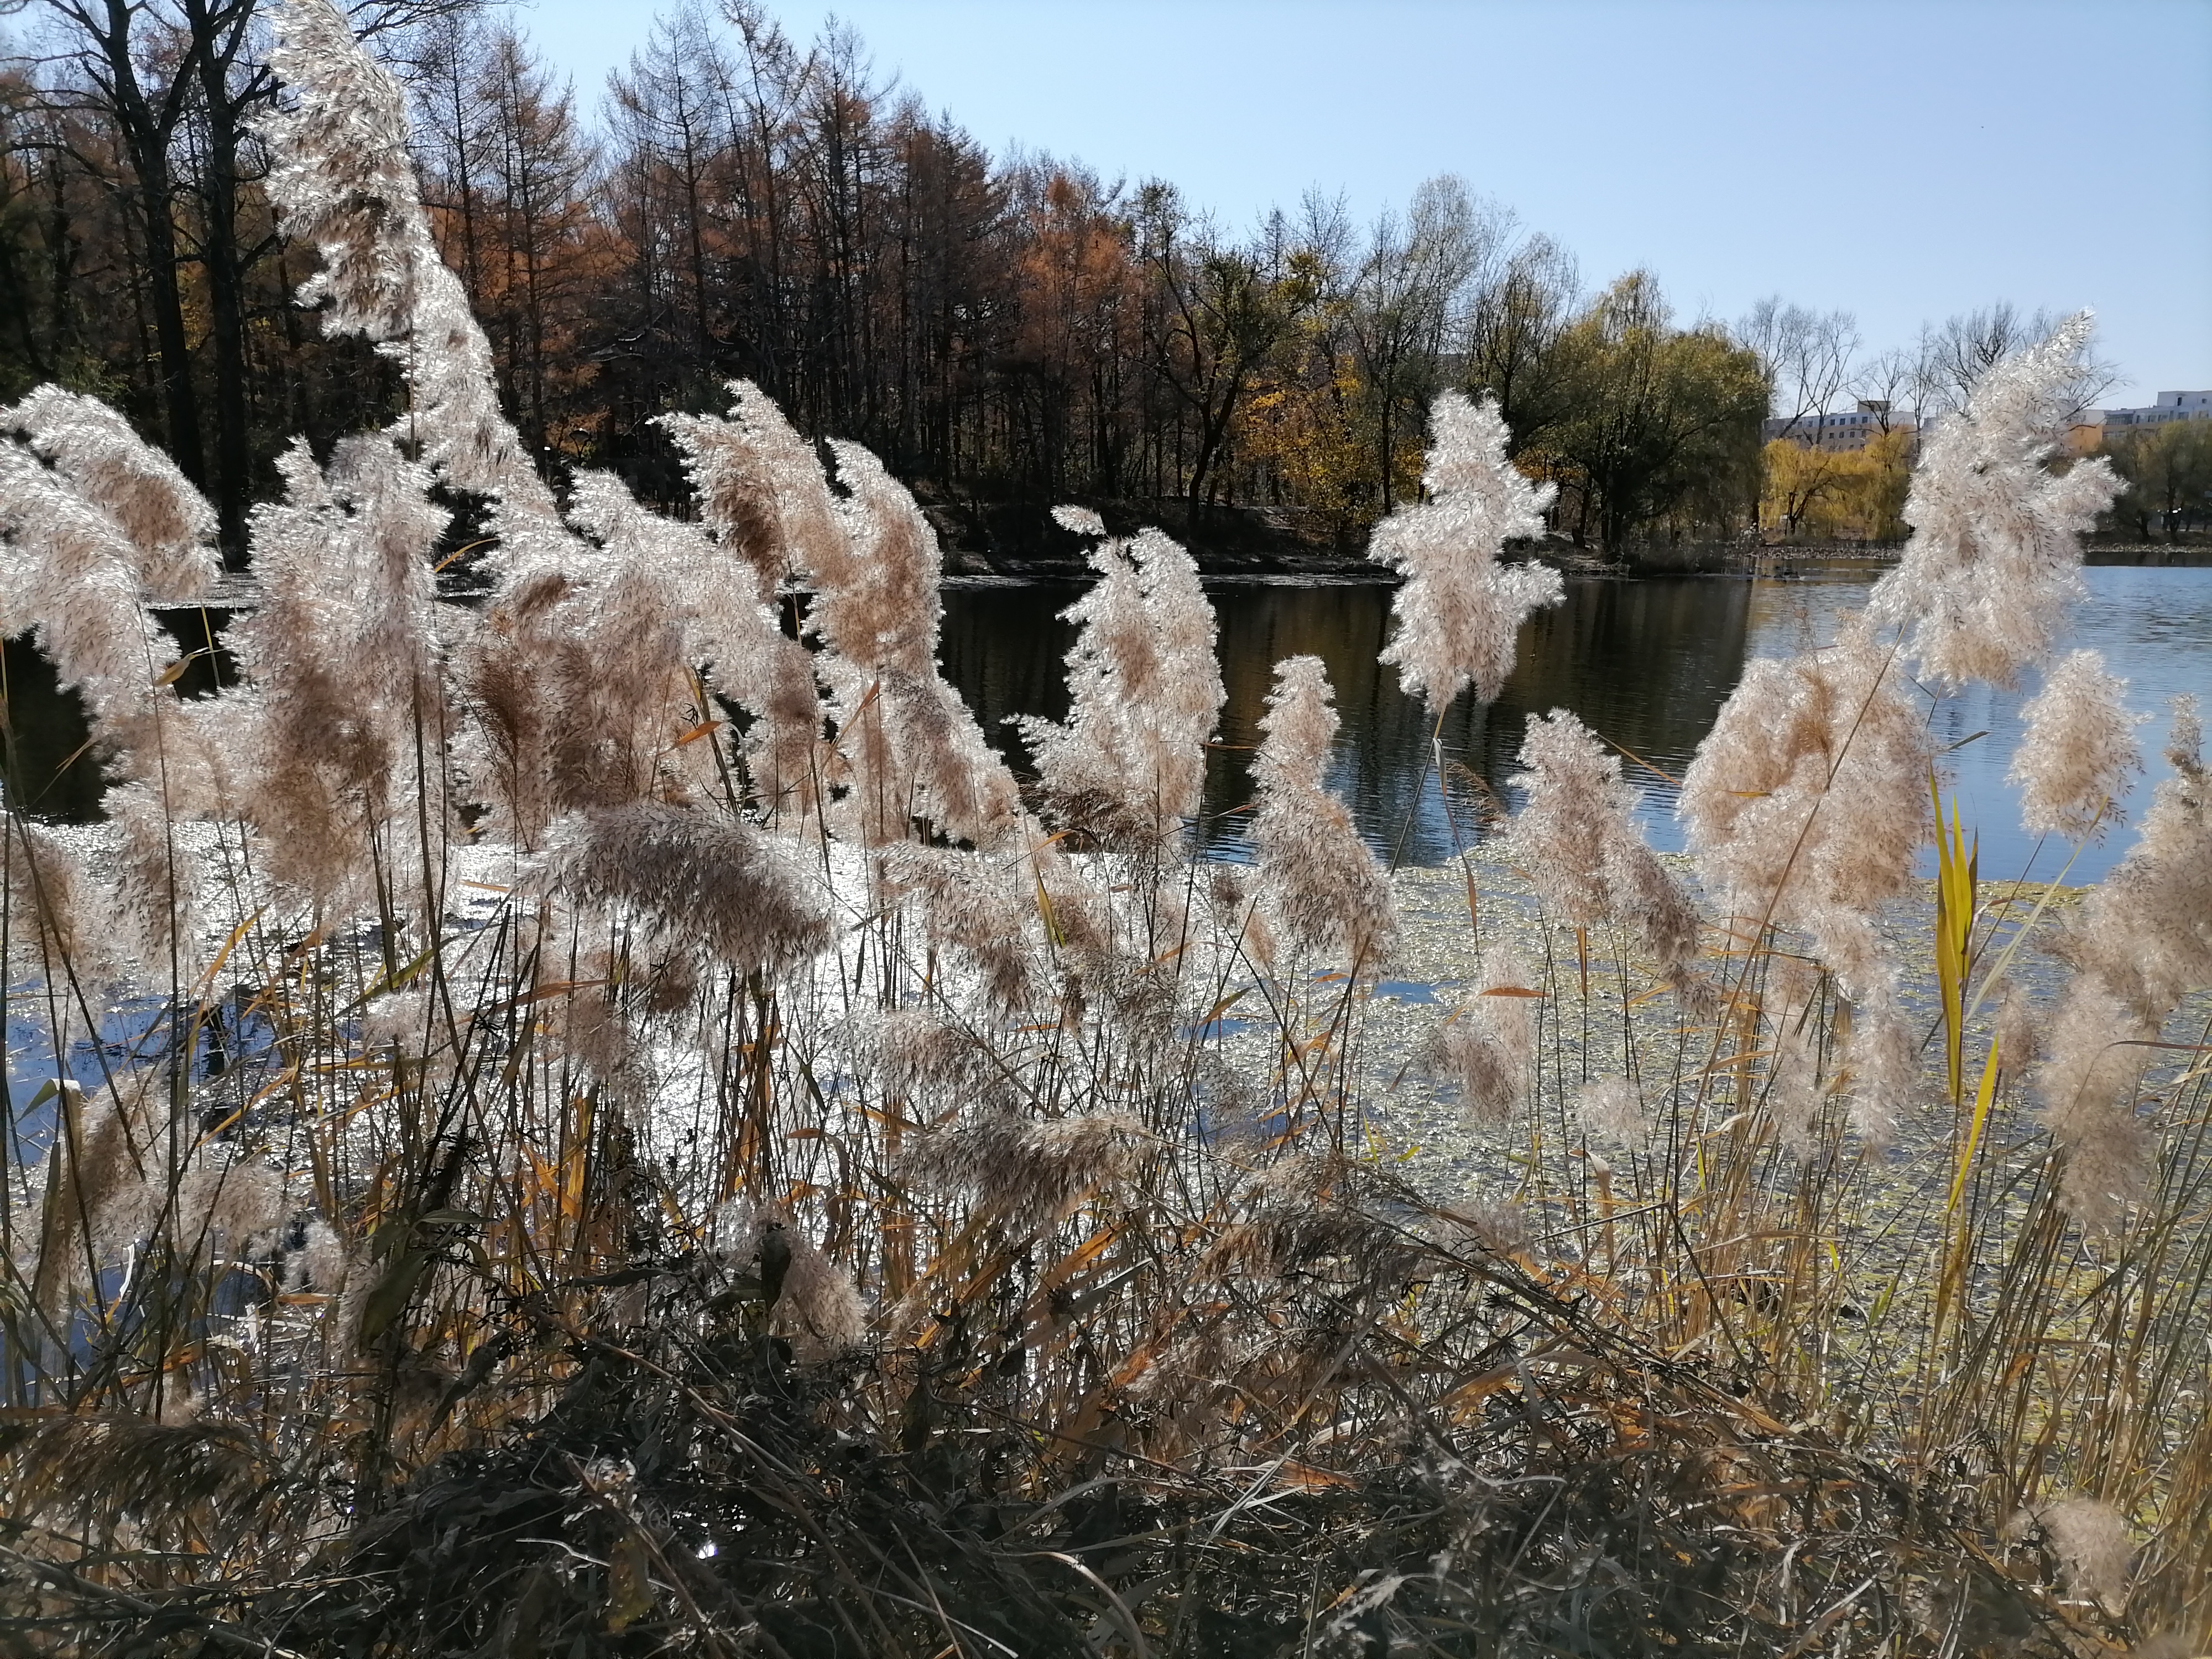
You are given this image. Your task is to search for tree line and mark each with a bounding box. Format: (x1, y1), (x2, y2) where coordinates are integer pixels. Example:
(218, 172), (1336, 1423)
(0, 0), (2146, 566)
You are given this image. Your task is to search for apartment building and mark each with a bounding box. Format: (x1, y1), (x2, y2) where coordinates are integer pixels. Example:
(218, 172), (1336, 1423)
(1761, 400), (1918, 451)
(2097, 389), (2212, 436)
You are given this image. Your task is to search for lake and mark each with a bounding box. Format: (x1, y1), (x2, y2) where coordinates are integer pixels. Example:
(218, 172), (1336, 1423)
(943, 563), (2212, 884)
(4, 564), (2208, 885)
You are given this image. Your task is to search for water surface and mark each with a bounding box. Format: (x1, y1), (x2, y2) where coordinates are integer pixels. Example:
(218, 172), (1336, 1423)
(6, 568), (2207, 886)
(945, 565), (2212, 883)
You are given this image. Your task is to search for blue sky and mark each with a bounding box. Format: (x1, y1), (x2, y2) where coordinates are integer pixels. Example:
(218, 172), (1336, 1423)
(514, 0), (2211, 406)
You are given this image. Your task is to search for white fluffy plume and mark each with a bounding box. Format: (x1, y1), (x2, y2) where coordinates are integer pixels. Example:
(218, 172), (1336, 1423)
(2007, 649), (2143, 842)
(1369, 392), (1561, 709)
(1867, 313), (2119, 689)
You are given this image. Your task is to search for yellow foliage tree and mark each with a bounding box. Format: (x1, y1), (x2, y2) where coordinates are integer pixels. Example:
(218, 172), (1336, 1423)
(1760, 427), (1911, 541)
(1237, 309), (1413, 536)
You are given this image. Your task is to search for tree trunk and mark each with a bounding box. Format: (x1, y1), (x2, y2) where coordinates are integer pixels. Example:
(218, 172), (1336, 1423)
(134, 169), (204, 486)
(187, 0), (257, 562)
(100, 5), (206, 490)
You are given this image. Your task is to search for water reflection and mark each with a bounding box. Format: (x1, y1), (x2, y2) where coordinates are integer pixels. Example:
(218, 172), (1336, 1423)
(945, 576), (1753, 865)
(6, 573), (2208, 888)
(945, 565), (2212, 883)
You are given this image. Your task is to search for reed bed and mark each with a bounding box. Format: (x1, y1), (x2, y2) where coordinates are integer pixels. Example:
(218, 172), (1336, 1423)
(1, 5), (2207, 1653)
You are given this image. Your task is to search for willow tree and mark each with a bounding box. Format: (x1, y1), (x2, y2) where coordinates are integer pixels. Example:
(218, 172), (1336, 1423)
(1533, 272), (1768, 552)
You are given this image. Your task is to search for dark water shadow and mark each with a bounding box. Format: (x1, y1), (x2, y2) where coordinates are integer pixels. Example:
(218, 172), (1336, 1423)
(2, 609), (238, 822)
(941, 576), (1754, 864)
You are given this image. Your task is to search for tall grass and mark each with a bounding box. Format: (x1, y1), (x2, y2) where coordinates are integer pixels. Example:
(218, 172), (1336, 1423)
(2, 5), (2207, 1653)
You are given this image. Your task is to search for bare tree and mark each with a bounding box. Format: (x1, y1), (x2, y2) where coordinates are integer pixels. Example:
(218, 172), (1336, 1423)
(1916, 301), (2041, 410)
(21, 0), (483, 556)
(1849, 346), (1921, 435)
(1140, 185), (1318, 510)
(1736, 296), (1859, 439)
(36, 0), (217, 512)
(1914, 301), (2117, 416)
(1346, 174), (1499, 510)
(1459, 228), (1579, 461)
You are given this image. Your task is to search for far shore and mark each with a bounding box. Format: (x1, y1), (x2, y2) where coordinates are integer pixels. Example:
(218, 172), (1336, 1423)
(134, 532), (2210, 612)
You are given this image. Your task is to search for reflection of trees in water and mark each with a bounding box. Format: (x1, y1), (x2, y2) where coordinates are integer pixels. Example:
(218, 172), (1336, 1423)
(3, 635), (105, 821)
(879, 568), (2208, 882)
(3, 612), (237, 824)
(1478, 578), (1754, 834)
(941, 577), (1755, 865)
(938, 585), (1082, 763)
(9, 580), (1755, 857)
(11, 573), (2193, 880)
(1746, 577), (1860, 660)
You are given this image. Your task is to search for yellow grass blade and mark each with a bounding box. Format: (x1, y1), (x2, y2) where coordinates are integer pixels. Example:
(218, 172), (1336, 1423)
(1945, 1034), (2002, 1223)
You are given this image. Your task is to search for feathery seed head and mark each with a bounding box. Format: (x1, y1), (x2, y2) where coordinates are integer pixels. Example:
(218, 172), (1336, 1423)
(264, 0), (557, 515)
(1507, 710), (1701, 984)
(1021, 525), (1222, 845)
(879, 843), (1041, 1013)
(544, 803), (830, 973)
(1505, 710), (1631, 929)
(661, 381), (846, 594)
(1369, 392), (1561, 710)
(2008, 649), (2143, 842)
(2034, 694), (2206, 1229)
(7, 387), (218, 600)
(714, 1202), (866, 1362)
(1680, 618), (1932, 932)
(1869, 312), (2119, 688)
(1433, 950), (1538, 1125)
(2005, 1498), (2132, 1616)
(1573, 1076), (1647, 1147)
(902, 1109), (1145, 1233)
(1250, 656), (1398, 972)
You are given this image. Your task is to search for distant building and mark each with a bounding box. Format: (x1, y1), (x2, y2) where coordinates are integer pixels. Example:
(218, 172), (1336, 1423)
(1762, 400), (1918, 452)
(2094, 390), (2212, 444)
(2062, 417), (2106, 456)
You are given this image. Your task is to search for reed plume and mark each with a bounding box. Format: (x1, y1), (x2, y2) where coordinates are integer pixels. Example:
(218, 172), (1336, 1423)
(2, 6), (2204, 1647)
(24, 1072), (159, 1306)
(900, 1108), (1147, 1235)
(2, 823), (117, 989)
(2037, 696), (2209, 1229)
(2005, 1498), (2133, 1618)
(225, 435), (452, 905)
(262, 0), (557, 517)
(1679, 618), (1931, 1136)
(2008, 648), (2143, 841)
(1573, 1074), (1648, 1147)
(878, 841), (1041, 1014)
(1761, 955), (1828, 1154)
(716, 1203), (867, 1363)
(1369, 391), (1561, 709)
(1250, 655), (1397, 972)
(660, 383), (838, 593)
(873, 1008), (1010, 1113)
(1019, 514), (1223, 845)
(681, 423), (1024, 849)
(0, 390), (222, 804)
(104, 780), (204, 983)
(1868, 312), (2119, 689)
(4, 386), (218, 599)
(1504, 709), (1700, 988)
(544, 802), (830, 975)
(1433, 948), (1538, 1125)
(1680, 618), (1931, 934)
